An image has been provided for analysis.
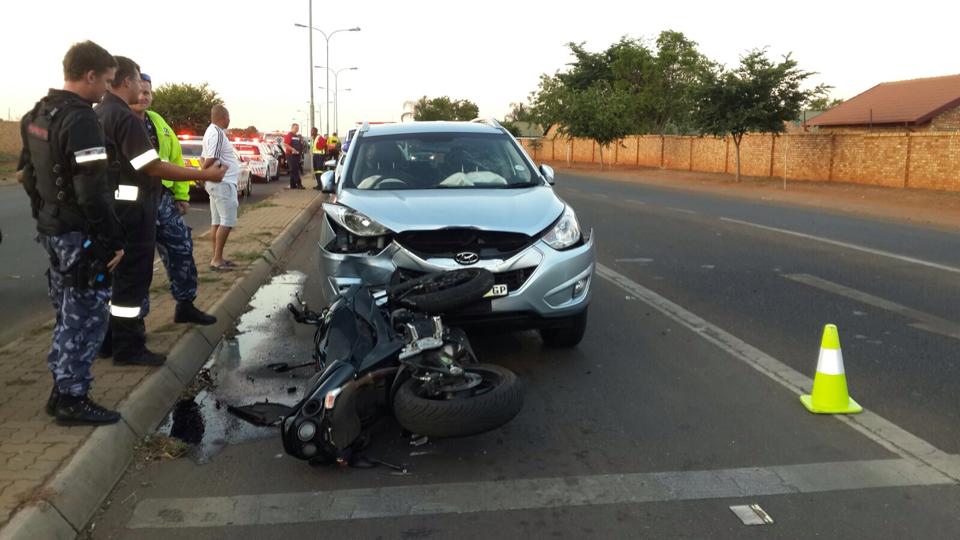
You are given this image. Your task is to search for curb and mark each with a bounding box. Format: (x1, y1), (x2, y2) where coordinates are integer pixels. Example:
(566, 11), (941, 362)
(0, 193), (326, 540)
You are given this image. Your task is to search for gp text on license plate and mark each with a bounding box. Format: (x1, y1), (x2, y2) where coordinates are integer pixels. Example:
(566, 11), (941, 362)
(483, 284), (508, 298)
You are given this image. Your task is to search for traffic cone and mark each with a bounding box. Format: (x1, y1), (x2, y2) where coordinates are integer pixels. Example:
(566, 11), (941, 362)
(800, 324), (862, 414)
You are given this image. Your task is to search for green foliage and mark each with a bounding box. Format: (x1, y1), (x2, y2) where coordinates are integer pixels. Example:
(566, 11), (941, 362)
(151, 82), (224, 134)
(807, 96), (844, 111)
(693, 49), (828, 180)
(409, 96), (480, 121)
(529, 31), (712, 150)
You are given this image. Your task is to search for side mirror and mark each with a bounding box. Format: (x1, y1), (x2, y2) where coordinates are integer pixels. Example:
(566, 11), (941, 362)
(539, 164), (555, 185)
(320, 170), (337, 194)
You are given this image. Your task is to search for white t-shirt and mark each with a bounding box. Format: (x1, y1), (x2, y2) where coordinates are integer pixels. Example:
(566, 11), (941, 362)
(201, 124), (241, 185)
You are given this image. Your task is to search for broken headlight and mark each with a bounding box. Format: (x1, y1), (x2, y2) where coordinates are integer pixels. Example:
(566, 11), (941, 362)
(323, 203), (394, 254)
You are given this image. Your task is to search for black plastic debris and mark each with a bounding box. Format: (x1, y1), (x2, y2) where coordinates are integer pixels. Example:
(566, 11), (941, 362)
(170, 399), (205, 444)
(227, 402), (294, 427)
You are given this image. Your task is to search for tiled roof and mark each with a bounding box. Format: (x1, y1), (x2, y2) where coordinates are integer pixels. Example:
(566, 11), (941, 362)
(809, 74), (960, 127)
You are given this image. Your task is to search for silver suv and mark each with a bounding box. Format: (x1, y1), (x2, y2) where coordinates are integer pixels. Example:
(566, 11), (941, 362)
(317, 120), (595, 346)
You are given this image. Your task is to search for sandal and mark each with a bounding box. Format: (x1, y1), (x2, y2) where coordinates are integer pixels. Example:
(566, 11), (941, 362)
(221, 260), (237, 267)
(209, 262), (233, 272)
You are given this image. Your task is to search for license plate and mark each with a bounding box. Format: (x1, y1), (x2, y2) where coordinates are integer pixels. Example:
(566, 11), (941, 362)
(483, 284), (508, 298)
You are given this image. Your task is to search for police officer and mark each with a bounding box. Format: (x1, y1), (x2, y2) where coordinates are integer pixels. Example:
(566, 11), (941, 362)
(97, 57), (224, 366)
(18, 41), (124, 425)
(131, 73), (216, 326)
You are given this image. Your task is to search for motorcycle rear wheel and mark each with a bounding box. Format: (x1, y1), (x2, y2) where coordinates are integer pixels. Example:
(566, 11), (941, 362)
(393, 364), (522, 438)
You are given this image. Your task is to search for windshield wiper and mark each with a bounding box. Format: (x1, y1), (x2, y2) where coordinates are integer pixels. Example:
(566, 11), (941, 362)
(500, 182), (540, 189)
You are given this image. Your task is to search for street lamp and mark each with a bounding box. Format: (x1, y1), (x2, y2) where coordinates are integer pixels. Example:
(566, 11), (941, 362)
(315, 66), (357, 134)
(294, 23), (360, 135)
(319, 85), (353, 134)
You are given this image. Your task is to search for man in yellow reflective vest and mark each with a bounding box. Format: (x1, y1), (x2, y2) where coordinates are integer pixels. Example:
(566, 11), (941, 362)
(132, 73), (216, 327)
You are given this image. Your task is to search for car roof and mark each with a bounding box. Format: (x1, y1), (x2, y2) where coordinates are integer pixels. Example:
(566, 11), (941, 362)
(362, 121), (504, 137)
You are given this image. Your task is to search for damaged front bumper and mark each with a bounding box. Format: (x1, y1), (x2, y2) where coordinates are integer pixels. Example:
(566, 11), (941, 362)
(316, 213), (595, 323)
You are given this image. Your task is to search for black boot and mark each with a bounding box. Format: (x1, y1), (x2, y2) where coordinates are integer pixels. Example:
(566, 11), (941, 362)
(55, 394), (121, 426)
(114, 348), (167, 367)
(45, 385), (60, 417)
(174, 301), (217, 325)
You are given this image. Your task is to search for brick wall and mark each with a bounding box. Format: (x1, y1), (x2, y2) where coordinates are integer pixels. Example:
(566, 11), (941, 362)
(521, 131), (960, 192)
(930, 107), (960, 131)
(0, 121), (21, 158)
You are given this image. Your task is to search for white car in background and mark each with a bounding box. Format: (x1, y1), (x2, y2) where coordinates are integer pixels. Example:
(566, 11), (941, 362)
(178, 135), (253, 199)
(234, 140), (280, 182)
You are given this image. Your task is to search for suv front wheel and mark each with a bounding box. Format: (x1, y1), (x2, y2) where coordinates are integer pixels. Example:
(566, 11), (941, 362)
(538, 308), (588, 348)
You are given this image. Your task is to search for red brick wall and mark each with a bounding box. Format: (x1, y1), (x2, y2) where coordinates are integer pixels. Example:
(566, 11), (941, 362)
(519, 131), (960, 192)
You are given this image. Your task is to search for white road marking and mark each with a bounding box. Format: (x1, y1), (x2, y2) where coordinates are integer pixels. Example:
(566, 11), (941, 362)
(783, 273), (960, 340)
(720, 217), (960, 276)
(625, 198), (647, 205)
(615, 258), (654, 263)
(128, 458), (949, 529)
(595, 263), (960, 482)
(666, 207), (698, 215)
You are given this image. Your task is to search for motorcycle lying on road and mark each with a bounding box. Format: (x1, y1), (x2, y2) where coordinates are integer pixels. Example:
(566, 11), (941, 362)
(279, 268), (523, 467)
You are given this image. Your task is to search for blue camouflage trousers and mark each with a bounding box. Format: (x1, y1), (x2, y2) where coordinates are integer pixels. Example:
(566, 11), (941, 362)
(156, 188), (198, 303)
(40, 232), (110, 397)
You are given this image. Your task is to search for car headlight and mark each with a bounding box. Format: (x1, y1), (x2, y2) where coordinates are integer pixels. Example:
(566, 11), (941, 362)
(323, 203), (392, 237)
(542, 206), (582, 250)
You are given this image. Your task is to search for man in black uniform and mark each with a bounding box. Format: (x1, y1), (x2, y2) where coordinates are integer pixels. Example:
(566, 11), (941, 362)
(19, 41), (125, 425)
(97, 57), (225, 366)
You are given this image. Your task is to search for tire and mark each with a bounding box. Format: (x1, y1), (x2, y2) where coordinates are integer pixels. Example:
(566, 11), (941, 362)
(393, 364), (522, 438)
(388, 268), (494, 314)
(538, 308), (588, 348)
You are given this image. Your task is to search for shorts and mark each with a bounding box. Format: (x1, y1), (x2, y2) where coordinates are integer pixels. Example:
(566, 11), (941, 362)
(207, 182), (238, 227)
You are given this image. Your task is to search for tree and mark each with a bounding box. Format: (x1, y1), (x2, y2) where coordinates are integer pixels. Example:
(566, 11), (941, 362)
(529, 33), (710, 146)
(501, 101), (540, 137)
(407, 96), (480, 121)
(151, 82), (224, 134)
(807, 96), (844, 111)
(637, 30), (713, 135)
(693, 49), (827, 181)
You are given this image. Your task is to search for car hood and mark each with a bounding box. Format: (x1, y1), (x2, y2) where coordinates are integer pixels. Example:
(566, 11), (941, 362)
(337, 187), (565, 234)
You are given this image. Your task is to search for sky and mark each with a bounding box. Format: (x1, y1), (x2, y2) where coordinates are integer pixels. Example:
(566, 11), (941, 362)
(2, 0), (959, 135)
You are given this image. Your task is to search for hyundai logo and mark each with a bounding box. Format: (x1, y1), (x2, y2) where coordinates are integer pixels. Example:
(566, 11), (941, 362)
(455, 252), (480, 265)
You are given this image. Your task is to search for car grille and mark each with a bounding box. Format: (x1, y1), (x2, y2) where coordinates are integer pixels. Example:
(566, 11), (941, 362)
(391, 266), (536, 293)
(395, 229), (534, 260)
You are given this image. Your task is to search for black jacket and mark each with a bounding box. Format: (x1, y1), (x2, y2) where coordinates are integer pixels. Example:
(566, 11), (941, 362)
(20, 89), (122, 250)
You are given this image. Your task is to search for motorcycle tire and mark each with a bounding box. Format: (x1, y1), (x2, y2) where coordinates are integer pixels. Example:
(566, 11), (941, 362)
(393, 364), (522, 438)
(388, 268), (494, 314)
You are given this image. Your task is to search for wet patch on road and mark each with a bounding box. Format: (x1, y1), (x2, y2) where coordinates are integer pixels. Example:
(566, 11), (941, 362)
(157, 271), (314, 464)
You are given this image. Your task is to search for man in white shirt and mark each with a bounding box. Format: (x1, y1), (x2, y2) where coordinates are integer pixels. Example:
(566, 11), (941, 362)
(201, 105), (241, 271)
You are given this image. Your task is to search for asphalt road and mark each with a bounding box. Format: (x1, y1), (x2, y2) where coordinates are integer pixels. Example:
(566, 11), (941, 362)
(0, 177), (289, 346)
(88, 172), (960, 539)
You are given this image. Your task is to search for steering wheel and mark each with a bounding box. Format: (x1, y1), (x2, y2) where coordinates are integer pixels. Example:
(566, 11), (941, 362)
(368, 175), (410, 189)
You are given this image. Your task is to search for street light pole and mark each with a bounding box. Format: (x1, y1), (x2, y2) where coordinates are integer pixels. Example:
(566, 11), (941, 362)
(307, 0), (314, 137)
(294, 24), (359, 135)
(316, 66), (357, 134)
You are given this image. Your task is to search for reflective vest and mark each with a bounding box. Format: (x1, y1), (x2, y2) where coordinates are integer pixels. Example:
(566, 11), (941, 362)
(145, 110), (190, 201)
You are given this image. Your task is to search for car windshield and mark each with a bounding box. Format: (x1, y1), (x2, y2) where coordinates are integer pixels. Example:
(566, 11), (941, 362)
(344, 133), (539, 190)
(181, 142), (202, 158)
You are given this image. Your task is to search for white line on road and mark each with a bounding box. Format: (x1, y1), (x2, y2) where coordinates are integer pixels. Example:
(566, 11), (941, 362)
(595, 263), (960, 482)
(783, 273), (960, 340)
(666, 207), (698, 215)
(720, 217), (960, 275)
(128, 458), (949, 529)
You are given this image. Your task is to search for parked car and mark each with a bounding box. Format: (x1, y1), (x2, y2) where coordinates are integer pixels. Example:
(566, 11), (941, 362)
(179, 135), (253, 200)
(316, 120), (595, 347)
(234, 140), (279, 182)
